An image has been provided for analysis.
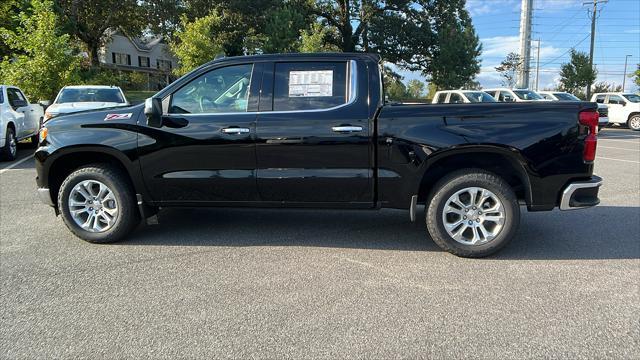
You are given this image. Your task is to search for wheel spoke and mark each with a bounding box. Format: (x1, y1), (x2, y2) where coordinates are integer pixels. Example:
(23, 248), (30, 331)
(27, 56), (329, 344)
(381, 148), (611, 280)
(69, 180), (118, 233)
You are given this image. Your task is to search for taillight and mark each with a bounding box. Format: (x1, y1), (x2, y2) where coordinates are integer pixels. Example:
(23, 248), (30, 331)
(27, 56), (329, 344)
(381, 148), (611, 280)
(579, 109), (598, 163)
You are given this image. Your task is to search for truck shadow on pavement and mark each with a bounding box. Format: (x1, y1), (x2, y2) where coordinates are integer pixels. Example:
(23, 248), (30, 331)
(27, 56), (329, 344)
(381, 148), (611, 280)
(121, 205), (640, 260)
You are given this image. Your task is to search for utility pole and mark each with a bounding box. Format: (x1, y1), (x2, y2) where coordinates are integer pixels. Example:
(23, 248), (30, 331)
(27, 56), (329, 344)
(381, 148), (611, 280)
(622, 55), (632, 91)
(516, 0), (533, 89)
(535, 39), (541, 91)
(585, 0), (608, 99)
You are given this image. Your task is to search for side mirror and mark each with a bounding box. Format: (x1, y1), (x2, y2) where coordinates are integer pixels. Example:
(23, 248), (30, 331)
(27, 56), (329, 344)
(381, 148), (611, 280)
(144, 97), (163, 128)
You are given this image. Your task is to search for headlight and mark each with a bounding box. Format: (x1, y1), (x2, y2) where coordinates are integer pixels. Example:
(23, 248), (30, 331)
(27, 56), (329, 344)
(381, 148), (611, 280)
(39, 127), (48, 143)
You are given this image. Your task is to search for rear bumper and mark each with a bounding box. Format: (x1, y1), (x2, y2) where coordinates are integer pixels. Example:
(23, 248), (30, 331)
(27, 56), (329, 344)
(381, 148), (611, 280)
(37, 187), (54, 206)
(559, 176), (602, 210)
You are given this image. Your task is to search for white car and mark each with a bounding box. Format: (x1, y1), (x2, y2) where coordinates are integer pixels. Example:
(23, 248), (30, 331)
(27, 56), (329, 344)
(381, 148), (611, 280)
(0, 85), (44, 161)
(590, 93), (640, 131)
(432, 90), (496, 104)
(484, 88), (545, 102)
(539, 91), (609, 129)
(45, 85), (128, 122)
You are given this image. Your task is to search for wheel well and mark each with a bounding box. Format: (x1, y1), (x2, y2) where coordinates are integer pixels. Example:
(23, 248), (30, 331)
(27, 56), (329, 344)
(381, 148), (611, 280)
(6, 121), (15, 132)
(628, 112), (640, 121)
(48, 151), (132, 205)
(417, 152), (529, 204)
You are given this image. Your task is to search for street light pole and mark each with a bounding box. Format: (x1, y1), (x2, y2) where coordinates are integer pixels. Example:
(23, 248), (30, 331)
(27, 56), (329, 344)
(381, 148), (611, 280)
(622, 55), (632, 91)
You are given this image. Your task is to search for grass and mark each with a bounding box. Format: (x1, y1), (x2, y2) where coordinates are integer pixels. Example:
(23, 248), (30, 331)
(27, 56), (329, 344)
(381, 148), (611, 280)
(124, 91), (156, 105)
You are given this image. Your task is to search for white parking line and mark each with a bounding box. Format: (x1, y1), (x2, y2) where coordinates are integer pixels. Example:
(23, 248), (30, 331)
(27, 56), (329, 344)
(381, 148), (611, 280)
(599, 139), (640, 145)
(0, 156), (33, 175)
(596, 156), (640, 164)
(600, 133), (640, 139)
(599, 146), (640, 152)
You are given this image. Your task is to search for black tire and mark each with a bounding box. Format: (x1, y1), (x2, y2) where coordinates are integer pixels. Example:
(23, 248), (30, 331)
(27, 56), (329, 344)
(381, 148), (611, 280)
(628, 115), (640, 131)
(426, 169), (520, 258)
(58, 164), (140, 243)
(1, 126), (17, 161)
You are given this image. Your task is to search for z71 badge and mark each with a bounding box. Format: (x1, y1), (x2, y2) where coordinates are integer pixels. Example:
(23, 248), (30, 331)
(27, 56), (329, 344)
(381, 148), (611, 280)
(104, 113), (133, 121)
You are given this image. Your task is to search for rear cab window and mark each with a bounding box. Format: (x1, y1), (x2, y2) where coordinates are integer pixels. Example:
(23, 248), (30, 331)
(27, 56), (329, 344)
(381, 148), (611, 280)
(594, 95), (606, 103)
(272, 61), (351, 111)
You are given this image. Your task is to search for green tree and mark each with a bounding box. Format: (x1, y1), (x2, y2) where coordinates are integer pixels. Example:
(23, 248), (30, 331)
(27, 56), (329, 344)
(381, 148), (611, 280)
(592, 81), (623, 94)
(263, 4), (312, 53)
(56, 0), (146, 66)
(169, 13), (225, 76)
(633, 64), (640, 90)
(299, 22), (341, 53)
(428, 0), (482, 89)
(406, 79), (426, 99)
(382, 66), (407, 101)
(495, 52), (521, 88)
(140, 0), (186, 38)
(0, 0), (29, 60)
(559, 50), (597, 95)
(0, 0), (81, 101)
(169, 8), (265, 76)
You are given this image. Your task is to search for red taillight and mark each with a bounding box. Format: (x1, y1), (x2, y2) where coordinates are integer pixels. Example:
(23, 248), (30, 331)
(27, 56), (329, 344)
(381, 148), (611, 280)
(579, 109), (599, 163)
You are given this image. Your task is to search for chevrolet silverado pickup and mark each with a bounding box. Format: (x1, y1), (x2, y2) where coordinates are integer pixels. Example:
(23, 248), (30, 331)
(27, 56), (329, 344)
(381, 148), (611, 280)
(35, 53), (602, 257)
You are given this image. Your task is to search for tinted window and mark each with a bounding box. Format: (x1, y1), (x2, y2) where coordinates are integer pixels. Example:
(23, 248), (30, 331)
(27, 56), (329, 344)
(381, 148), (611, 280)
(623, 94), (640, 103)
(449, 93), (464, 104)
(595, 95), (605, 103)
(498, 91), (514, 102)
(6, 88), (26, 108)
(56, 88), (125, 103)
(607, 95), (624, 105)
(434, 93), (445, 104)
(554, 93), (580, 101)
(169, 64), (253, 114)
(273, 61), (348, 111)
(465, 92), (496, 103)
(513, 90), (543, 100)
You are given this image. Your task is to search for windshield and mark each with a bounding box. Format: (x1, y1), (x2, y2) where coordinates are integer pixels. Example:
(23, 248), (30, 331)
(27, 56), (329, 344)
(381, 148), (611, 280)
(513, 90), (543, 100)
(55, 88), (125, 104)
(623, 94), (640, 103)
(554, 92), (580, 101)
(465, 92), (496, 103)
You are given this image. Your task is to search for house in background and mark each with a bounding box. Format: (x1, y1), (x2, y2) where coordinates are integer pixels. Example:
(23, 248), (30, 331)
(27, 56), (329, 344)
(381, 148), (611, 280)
(98, 31), (178, 90)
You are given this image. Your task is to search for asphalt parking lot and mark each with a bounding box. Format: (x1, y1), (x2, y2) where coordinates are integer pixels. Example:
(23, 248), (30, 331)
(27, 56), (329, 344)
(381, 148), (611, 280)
(1, 128), (638, 359)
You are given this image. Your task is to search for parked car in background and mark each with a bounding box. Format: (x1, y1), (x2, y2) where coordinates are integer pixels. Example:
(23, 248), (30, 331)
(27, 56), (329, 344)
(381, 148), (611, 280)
(432, 90), (496, 104)
(591, 93), (640, 131)
(44, 86), (128, 122)
(484, 88), (545, 102)
(0, 85), (43, 161)
(539, 91), (609, 130)
(36, 53), (602, 258)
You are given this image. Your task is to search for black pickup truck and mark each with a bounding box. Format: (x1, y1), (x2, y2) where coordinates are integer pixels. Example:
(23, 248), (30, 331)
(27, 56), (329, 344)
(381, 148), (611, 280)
(35, 53), (602, 257)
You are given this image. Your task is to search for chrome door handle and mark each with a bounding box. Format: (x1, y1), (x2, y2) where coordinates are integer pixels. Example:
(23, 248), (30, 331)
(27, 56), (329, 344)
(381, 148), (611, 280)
(332, 125), (363, 133)
(222, 127), (250, 135)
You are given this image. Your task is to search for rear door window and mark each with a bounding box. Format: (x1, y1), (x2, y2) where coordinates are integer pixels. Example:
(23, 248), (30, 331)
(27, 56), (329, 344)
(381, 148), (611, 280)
(594, 95), (605, 103)
(272, 61), (349, 111)
(449, 93), (464, 104)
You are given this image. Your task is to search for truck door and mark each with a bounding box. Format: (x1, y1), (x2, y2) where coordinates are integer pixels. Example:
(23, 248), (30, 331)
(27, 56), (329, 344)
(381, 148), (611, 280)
(138, 62), (261, 203)
(254, 59), (374, 204)
(606, 94), (626, 124)
(5, 88), (28, 137)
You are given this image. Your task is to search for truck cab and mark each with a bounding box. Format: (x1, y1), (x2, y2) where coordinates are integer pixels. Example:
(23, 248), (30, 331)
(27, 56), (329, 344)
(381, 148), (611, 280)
(483, 88), (545, 102)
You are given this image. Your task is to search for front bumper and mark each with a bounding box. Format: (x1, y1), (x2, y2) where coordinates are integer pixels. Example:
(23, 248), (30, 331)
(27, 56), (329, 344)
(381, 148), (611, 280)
(559, 176), (602, 210)
(37, 187), (54, 206)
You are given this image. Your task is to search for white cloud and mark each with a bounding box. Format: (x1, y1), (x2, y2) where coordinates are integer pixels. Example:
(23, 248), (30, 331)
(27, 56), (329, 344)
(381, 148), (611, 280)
(466, 0), (518, 16)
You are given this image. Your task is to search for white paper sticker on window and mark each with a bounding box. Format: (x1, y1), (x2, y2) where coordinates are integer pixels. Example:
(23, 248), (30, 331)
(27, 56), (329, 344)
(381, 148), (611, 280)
(288, 70), (333, 97)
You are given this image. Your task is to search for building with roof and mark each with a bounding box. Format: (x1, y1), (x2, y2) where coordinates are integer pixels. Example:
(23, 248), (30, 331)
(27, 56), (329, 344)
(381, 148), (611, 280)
(98, 31), (178, 90)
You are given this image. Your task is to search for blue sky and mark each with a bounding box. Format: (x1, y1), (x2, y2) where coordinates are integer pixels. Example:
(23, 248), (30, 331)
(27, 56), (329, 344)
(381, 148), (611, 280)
(398, 0), (640, 91)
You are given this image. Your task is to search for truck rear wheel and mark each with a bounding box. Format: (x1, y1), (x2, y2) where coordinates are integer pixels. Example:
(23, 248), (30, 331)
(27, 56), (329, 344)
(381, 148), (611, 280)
(426, 169), (520, 257)
(628, 115), (640, 131)
(58, 164), (140, 243)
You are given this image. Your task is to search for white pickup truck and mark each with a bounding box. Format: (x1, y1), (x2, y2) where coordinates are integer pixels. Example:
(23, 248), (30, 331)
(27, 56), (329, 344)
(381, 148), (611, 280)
(0, 85), (44, 161)
(591, 93), (640, 131)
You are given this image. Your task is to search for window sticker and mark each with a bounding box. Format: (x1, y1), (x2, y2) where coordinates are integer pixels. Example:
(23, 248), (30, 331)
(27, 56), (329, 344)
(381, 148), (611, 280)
(288, 70), (333, 97)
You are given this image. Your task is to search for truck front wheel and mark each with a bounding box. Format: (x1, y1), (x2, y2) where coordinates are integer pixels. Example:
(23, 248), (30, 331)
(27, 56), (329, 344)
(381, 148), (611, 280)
(426, 169), (520, 257)
(58, 164), (140, 243)
(628, 115), (640, 131)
